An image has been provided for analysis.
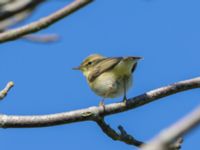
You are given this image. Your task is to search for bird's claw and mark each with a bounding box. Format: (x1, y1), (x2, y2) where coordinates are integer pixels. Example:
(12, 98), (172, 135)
(122, 96), (128, 103)
(99, 101), (106, 111)
(99, 101), (105, 107)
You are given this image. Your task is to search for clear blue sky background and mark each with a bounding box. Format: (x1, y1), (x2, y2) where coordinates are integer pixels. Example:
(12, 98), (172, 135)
(1, 0), (200, 149)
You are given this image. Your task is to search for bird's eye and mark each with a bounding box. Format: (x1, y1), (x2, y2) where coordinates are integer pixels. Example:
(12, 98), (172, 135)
(88, 61), (93, 65)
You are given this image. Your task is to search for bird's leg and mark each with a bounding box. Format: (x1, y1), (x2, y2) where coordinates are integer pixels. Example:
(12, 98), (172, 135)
(99, 98), (105, 107)
(99, 85), (114, 108)
(99, 97), (106, 111)
(122, 77), (128, 103)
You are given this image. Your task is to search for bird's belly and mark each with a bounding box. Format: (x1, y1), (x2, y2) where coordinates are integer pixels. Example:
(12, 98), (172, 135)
(89, 72), (132, 98)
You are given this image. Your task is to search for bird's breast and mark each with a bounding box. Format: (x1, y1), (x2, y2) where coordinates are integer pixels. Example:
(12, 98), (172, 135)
(88, 71), (133, 98)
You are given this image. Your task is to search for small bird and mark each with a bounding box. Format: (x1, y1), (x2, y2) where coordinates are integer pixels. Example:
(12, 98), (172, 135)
(73, 54), (142, 105)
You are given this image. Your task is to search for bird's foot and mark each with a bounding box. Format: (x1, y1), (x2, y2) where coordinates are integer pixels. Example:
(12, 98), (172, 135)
(122, 96), (128, 104)
(99, 100), (106, 111)
(99, 101), (105, 107)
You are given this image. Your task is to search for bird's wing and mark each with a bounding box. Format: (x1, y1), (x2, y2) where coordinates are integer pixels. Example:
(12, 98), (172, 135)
(88, 57), (122, 82)
(123, 56), (141, 73)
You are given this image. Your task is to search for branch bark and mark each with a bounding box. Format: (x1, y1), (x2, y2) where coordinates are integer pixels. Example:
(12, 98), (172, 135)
(23, 34), (59, 43)
(0, 81), (14, 100)
(0, 77), (199, 128)
(0, 0), (93, 43)
(96, 117), (144, 147)
(0, 9), (32, 31)
(96, 117), (182, 149)
(0, 0), (45, 21)
(141, 105), (200, 150)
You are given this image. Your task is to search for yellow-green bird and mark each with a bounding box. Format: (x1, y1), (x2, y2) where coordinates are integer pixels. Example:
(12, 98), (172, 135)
(73, 54), (142, 105)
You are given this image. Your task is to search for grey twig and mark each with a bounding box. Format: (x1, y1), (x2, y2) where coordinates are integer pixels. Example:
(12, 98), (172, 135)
(141, 105), (200, 150)
(0, 77), (199, 128)
(23, 34), (59, 43)
(0, 81), (14, 100)
(0, 0), (46, 31)
(0, 0), (45, 21)
(168, 138), (183, 150)
(0, 9), (32, 31)
(0, 0), (93, 43)
(96, 117), (144, 147)
(96, 117), (183, 149)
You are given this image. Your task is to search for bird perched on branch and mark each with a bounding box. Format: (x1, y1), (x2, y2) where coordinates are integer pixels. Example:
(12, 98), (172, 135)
(73, 54), (142, 106)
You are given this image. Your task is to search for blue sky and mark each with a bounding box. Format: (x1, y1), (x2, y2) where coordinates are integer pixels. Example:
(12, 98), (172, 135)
(1, 0), (200, 149)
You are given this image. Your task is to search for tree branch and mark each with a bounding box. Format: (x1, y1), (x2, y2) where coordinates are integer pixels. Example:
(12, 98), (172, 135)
(0, 0), (93, 43)
(23, 34), (59, 43)
(96, 117), (144, 147)
(0, 81), (14, 100)
(0, 0), (45, 21)
(96, 117), (182, 149)
(0, 9), (33, 31)
(0, 0), (46, 31)
(141, 105), (200, 150)
(0, 77), (199, 128)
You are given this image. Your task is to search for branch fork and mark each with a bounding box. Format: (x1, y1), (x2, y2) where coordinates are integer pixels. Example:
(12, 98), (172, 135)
(0, 77), (199, 150)
(96, 117), (144, 147)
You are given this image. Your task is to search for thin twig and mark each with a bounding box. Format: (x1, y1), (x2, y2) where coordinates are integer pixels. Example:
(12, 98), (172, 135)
(1, 30), (59, 43)
(0, 9), (33, 31)
(0, 81), (14, 100)
(168, 138), (183, 150)
(0, 0), (93, 43)
(0, 77), (199, 128)
(96, 117), (144, 147)
(23, 34), (59, 43)
(0, 0), (45, 21)
(96, 117), (182, 149)
(141, 105), (200, 150)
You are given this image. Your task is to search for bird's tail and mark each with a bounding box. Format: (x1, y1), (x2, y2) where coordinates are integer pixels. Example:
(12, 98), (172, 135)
(123, 56), (143, 61)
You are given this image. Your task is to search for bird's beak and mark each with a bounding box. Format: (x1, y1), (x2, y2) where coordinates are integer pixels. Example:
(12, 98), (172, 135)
(72, 66), (81, 70)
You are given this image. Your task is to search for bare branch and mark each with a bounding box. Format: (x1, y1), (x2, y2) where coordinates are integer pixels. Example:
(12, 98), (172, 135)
(0, 0), (45, 21)
(0, 77), (199, 128)
(96, 117), (144, 147)
(141, 105), (200, 150)
(96, 117), (183, 150)
(0, 0), (46, 30)
(0, 9), (32, 31)
(23, 34), (59, 43)
(96, 117), (182, 149)
(0, 81), (14, 100)
(168, 138), (183, 150)
(0, 0), (93, 43)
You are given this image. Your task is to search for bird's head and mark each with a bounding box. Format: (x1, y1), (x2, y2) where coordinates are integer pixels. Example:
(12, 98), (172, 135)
(73, 54), (104, 76)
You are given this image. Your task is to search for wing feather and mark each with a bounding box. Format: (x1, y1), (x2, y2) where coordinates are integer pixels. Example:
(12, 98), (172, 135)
(88, 57), (122, 82)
